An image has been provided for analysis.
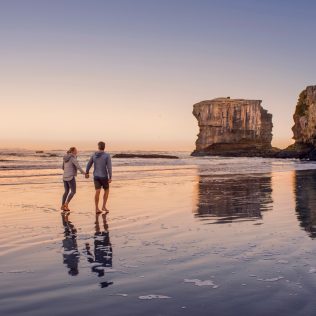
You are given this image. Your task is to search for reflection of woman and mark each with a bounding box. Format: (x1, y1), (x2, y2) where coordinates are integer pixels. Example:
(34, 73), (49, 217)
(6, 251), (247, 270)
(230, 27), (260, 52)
(61, 213), (80, 276)
(61, 147), (86, 212)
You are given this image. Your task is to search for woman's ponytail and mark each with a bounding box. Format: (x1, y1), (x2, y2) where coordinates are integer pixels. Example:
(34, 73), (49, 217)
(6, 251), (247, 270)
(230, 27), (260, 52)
(67, 147), (76, 154)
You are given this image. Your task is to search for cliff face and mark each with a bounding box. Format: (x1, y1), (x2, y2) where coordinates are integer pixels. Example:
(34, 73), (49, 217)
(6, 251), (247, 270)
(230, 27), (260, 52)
(192, 98), (273, 156)
(279, 86), (316, 159)
(292, 86), (316, 145)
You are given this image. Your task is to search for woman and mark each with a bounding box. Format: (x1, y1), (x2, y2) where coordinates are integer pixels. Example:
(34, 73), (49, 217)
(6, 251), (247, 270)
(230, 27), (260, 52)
(61, 147), (86, 212)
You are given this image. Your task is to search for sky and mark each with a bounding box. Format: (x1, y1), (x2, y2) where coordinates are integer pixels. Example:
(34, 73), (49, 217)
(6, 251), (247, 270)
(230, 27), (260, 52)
(0, 0), (315, 151)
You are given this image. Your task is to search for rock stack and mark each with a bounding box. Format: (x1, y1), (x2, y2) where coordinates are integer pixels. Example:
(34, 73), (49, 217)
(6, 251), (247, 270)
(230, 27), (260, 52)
(192, 97), (276, 157)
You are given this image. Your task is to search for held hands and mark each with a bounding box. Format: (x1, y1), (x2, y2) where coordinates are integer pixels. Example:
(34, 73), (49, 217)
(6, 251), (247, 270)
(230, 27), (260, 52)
(83, 173), (110, 181)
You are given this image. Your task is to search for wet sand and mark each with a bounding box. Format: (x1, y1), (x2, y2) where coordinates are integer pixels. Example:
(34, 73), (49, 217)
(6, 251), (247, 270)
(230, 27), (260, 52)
(1, 169), (316, 315)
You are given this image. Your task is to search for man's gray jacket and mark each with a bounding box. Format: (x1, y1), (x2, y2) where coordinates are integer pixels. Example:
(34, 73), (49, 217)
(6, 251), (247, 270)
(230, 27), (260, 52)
(86, 151), (112, 179)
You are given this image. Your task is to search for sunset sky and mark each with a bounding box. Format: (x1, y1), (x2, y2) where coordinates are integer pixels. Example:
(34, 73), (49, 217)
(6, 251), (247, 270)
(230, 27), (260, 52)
(1, 0), (315, 150)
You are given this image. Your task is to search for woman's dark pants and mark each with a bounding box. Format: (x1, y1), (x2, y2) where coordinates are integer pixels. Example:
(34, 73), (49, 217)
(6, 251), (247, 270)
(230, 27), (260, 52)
(62, 178), (76, 205)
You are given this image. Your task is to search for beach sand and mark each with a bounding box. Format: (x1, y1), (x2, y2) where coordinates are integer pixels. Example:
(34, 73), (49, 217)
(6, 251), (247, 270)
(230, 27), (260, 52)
(1, 168), (316, 315)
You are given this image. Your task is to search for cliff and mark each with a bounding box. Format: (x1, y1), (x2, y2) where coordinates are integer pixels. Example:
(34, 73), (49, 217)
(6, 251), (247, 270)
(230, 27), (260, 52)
(292, 86), (316, 143)
(278, 86), (316, 159)
(192, 97), (275, 157)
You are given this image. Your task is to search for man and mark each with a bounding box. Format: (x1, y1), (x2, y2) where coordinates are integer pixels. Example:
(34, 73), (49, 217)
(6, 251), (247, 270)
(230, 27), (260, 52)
(86, 141), (112, 214)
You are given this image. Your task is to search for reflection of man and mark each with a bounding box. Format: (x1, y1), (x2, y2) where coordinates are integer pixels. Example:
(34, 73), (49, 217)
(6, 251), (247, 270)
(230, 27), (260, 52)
(61, 213), (80, 276)
(85, 213), (113, 281)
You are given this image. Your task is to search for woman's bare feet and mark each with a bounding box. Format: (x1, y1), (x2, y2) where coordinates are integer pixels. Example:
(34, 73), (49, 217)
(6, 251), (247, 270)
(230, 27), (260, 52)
(61, 204), (70, 213)
(96, 209), (102, 214)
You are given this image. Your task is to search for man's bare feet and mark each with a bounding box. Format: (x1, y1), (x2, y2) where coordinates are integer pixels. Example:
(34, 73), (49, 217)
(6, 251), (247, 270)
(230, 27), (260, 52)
(96, 209), (102, 214)
(102, 207), (109, 213)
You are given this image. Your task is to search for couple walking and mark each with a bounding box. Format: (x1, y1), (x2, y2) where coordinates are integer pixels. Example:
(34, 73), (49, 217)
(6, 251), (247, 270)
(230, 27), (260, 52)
(61, 141), (112, 214)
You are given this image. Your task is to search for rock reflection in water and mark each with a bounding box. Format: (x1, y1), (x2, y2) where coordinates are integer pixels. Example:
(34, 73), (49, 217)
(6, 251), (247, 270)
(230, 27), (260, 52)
(294, 170), (316, 239)
(195, 174), (273, 223)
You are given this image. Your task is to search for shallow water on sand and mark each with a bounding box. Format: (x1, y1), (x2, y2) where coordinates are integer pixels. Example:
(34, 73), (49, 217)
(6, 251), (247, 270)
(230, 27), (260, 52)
(1, 156), (316, 315)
